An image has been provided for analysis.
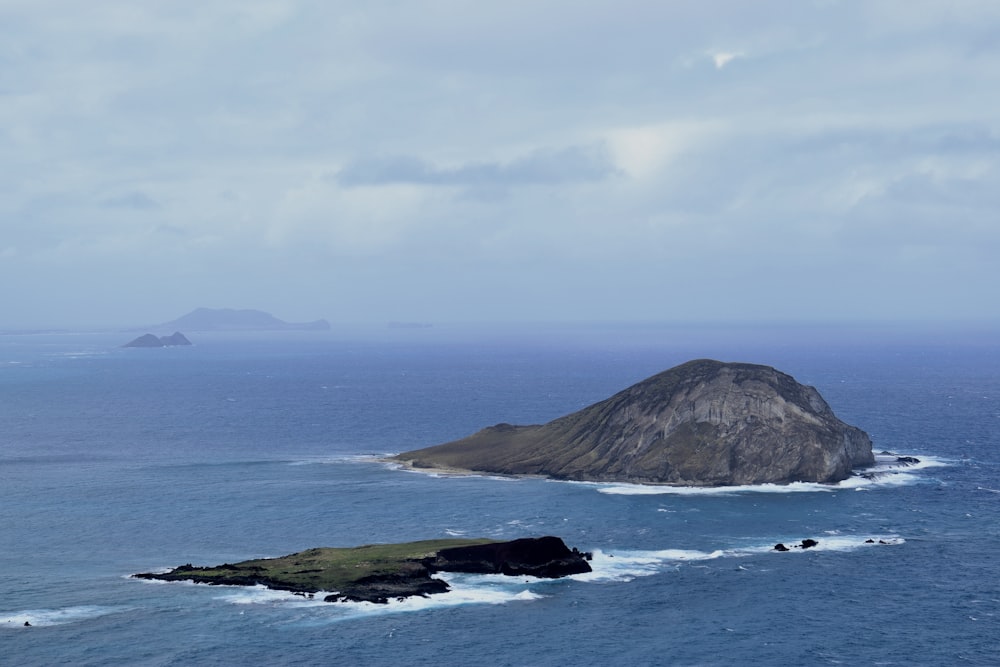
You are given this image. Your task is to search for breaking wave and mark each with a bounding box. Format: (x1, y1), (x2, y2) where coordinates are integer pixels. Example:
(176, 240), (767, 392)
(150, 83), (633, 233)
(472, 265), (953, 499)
(593, 453), (948, 496)
(1, 605), (130, 629)
(210, 572), (545, 625)
(573, 534), (905, 583)
(138, 533), (904, 626)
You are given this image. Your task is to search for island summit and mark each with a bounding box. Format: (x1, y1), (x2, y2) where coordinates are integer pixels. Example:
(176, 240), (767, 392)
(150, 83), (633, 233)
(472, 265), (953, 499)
(394, 359), (875, 486)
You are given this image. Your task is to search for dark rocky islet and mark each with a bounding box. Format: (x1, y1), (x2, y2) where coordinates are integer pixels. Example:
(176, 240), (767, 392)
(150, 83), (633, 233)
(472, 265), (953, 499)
(123, 332), (192, 348)
(133, 536), (592, 604)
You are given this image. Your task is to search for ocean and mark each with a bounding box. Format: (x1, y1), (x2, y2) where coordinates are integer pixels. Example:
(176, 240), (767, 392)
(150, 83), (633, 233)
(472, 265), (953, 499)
(1, 323), (997, 666)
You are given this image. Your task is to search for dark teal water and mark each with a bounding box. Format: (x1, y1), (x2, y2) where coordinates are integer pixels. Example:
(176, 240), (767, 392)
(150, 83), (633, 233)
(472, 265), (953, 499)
(1, 326), (998, 665)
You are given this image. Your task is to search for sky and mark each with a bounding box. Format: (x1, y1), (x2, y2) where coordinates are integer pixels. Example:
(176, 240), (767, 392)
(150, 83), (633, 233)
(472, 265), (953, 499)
(2, 0), (999, 329)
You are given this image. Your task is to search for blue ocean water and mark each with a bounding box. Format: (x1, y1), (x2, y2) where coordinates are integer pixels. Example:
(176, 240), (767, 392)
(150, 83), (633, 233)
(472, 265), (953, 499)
(1, 324), (998, 666)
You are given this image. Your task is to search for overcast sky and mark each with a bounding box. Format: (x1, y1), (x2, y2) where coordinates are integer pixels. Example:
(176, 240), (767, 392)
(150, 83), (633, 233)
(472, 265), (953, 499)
(3, 1), (999, 328)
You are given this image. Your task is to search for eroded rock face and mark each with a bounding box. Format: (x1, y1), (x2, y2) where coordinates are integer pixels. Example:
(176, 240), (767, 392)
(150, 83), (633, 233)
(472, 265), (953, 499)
(324, 570), (450, 604)
(423, 536), (593, 578)
(396, 359), (874, 486)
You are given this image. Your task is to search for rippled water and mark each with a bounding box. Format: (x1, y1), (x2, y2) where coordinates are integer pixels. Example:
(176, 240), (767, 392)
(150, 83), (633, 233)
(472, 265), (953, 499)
(1, 325), (997, 665)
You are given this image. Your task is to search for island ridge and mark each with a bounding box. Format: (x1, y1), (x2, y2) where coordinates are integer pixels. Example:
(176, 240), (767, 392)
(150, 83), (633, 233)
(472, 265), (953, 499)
(394, 359), (874, 486)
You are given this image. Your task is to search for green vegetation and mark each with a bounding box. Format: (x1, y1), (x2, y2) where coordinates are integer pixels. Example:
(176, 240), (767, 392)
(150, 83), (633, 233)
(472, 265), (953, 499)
(134, 538), (498, 602)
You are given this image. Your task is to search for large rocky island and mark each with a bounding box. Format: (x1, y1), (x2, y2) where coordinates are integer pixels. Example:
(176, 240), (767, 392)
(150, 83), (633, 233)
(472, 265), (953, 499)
(394, 359), (874, 486)
(153, 308), (330, 332)
(134, 536), (591, 604)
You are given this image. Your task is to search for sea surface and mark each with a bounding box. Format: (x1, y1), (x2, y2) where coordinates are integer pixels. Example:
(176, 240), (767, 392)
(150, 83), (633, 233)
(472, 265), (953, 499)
(1, 323), (998, 666)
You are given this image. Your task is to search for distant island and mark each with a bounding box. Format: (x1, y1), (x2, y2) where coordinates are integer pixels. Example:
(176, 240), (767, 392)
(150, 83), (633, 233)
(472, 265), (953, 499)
(394, 359), (875, 486)
(152, 308), (330, 332)
(133, 536), (592, 604)
(123, 332), (192, 348)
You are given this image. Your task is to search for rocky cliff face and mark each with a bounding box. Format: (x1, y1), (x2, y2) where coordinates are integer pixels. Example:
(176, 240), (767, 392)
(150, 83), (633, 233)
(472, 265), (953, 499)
(423, 536), (592, 578)
(396, 359), (874, 486)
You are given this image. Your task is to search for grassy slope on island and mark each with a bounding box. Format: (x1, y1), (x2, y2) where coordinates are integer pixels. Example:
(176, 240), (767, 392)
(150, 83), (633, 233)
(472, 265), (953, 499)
(134, 536), (593, 603)
(136, 538), (495, 596)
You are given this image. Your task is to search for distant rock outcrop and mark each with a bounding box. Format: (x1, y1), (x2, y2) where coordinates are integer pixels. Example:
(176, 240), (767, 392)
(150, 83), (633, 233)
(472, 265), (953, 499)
(395, 359), (874, 486)
(123, 332), (192, 348)
(153, 308), (330, 332)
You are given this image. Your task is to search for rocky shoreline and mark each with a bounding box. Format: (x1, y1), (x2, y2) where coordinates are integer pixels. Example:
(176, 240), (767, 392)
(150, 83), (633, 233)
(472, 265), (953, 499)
(134, 536), (592, 604)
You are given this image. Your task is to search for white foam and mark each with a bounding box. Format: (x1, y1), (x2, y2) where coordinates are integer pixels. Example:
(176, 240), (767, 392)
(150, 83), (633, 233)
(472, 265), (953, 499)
(212, 573), (544, 625)
(215, 585), (330, 607)
(591, 453), (946, 496)
(870, 453), (950, 471)
(572, 535), (904, 582)
(1, 605), (129, 629)
(570, 548), (722, 583)
(134, 531), (906, 625)
(288, 454), (379, 466)
(390, 464), (523, 483)
(595, 480), (837, 496)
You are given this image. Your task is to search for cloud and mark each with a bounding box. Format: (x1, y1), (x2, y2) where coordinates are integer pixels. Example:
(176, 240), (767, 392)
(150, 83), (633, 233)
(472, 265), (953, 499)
(2, 1), (1000, 327)
(605, 121), (723, 179)
(336, 144), (619, 188)
(711, 51), (745, 68)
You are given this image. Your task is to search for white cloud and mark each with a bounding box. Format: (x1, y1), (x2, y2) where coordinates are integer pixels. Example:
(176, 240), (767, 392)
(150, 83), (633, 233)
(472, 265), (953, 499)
(711, 51), (745, 68)
(2, 1), (1000, 327)
(605, 121), (723, 180)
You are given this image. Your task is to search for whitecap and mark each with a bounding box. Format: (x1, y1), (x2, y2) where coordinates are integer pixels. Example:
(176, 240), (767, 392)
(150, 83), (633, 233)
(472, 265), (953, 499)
(594, 481), (837, 496)
(288, 454), (382, 466)
(570, 548), (718, 583)
(1, 605), (129, 629)
(137, 533), (905, 624)
(869, 452), (951, 472)
(590, 452), (945, 496)
(217, 573), (545, 626)
(571, 535), (904, 582)
(340, 572), (545, 617)
(215, 585), (330, 607)
(393, 466), (524, 483)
